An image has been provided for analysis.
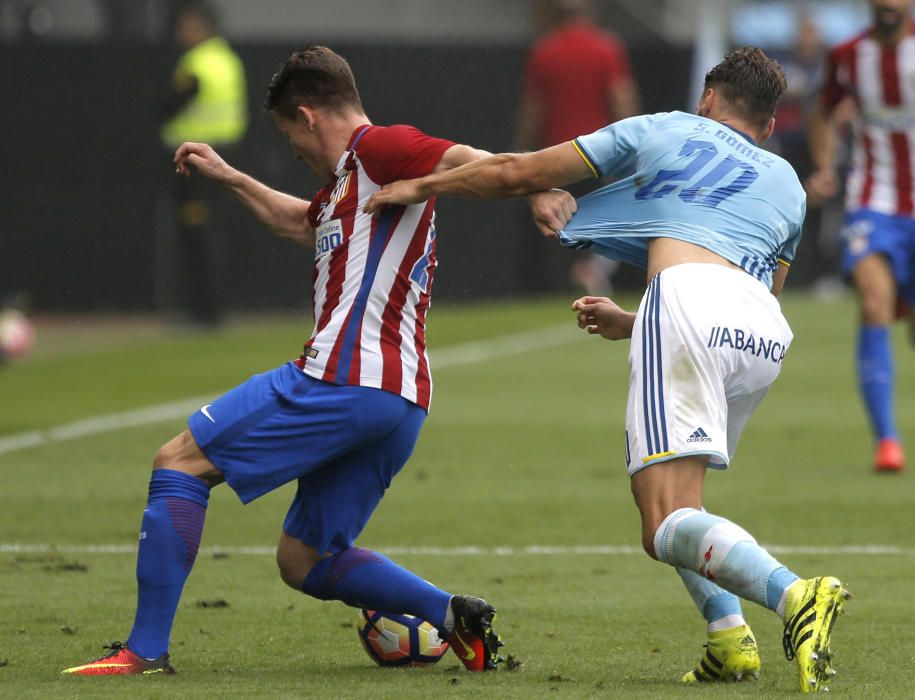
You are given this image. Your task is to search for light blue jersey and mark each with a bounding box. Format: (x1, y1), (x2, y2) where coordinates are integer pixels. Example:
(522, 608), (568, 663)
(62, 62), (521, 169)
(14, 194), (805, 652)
(560, 111), (806, 289)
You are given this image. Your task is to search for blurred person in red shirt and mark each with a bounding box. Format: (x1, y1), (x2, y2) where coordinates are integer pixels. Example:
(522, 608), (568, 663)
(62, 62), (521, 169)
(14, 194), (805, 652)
(516, 0), (639, 150)
(515, 0), (640, 294)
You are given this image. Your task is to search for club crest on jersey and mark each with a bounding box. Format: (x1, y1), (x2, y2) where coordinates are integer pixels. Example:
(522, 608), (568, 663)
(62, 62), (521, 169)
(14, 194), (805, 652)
(329, 171), (352, 205)
(843, 218), (873, 256)
(316, 218), (344, 257)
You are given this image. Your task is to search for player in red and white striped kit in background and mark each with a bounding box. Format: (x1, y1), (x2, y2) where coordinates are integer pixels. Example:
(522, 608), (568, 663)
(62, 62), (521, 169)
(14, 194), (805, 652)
(62, 45), (574, 677)
(808, 0), (915, 473)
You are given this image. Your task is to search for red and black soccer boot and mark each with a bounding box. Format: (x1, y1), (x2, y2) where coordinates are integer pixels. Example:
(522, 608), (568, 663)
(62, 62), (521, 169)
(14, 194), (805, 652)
(447, 595), (504, 671)
(61, 641), (175, 676)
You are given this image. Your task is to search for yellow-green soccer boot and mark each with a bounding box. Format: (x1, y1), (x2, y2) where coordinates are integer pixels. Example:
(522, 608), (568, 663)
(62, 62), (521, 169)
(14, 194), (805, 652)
(682, 624), (761, 683)
(782, 576), (851, 693)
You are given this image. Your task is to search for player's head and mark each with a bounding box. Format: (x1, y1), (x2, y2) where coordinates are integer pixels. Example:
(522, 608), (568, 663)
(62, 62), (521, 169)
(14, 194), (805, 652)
(264, 46), (364, 121)
(534, 0), (593, 32)
(698, 47), (787, 142)
(265, 47), (365, 176)
(172, 1), (218, 48)
(869, 0), (913, 36)
(554, 0), (593, 22)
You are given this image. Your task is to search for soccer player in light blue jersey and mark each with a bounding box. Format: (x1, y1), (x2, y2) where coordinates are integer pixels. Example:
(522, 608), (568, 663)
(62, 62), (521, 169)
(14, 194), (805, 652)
(367, 48), (851, 693)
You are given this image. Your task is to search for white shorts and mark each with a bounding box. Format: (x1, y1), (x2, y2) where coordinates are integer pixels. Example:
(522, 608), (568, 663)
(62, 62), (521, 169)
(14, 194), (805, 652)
(625, 263), (793, 476)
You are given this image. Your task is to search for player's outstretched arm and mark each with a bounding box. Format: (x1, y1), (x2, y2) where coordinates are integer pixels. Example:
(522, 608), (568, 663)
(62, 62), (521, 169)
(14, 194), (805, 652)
(174, 142), (315, 246)
(571, 296), (635, 341)
(421, 142), (578, 237)
(363, 142), (593, 213)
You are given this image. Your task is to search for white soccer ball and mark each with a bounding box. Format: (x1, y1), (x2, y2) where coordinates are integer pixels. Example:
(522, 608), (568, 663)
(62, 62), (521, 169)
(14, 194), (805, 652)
(0, 309), (36, 362)
(356, 609), (449, 667)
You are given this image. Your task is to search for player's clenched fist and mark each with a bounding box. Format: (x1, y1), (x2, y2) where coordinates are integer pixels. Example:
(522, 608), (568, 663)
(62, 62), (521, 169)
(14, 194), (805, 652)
(571, 295), (635, 341)
(526, 188), (576, 239)
(174, 142), (236, 184)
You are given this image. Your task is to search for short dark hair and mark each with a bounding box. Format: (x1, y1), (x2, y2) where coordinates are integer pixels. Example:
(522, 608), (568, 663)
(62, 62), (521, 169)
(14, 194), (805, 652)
(172, 1), (218, 32)
(264, 46), (363, 119)
(704, 47), (787, 127)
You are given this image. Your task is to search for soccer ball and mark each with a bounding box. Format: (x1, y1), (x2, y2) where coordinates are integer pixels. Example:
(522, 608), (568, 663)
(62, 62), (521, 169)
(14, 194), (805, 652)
(356, 609), (449, 667)
(0, 309), (35, 363)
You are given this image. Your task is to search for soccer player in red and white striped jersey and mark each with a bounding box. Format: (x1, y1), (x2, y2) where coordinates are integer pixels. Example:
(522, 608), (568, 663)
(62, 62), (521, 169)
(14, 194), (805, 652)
(296, 122), (448, 409)
(62, 46), (571, 677)
(808, 0), (915, 472)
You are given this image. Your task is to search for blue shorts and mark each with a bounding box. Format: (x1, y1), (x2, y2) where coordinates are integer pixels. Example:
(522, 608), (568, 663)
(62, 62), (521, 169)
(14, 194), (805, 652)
(842, 209), (915, 303)
(188, 362), (426, 554)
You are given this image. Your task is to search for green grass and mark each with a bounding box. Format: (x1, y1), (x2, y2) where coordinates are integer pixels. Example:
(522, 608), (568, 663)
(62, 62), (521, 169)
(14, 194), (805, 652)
(1, 294), (914, 698)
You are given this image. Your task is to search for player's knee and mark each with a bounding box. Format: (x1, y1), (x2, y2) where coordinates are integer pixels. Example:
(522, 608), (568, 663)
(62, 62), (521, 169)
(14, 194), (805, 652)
(151, 431), (223, 485)
(641, 527), (660, 560)
(151, 438), (196, 473)
(276, 538), (322, 590)
(152, 431), (192, 469)
(276, 551), (309, 590)
(152, 442), (176, 470)
(855, 266), (896, 324)
(858, 293), (894, 325)
(631, 488), (667, 560)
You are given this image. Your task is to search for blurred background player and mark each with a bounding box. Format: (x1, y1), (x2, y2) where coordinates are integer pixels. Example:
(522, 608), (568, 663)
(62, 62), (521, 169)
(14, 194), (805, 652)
(771, 15), (826, 183)
(807, 0), (915, 473)
(60, 46), (528, 677)
(159, 1), (248, 328)
(515, 0), (639, 294)
(366, 47), (851, 694)
(769, 13), (850, 297)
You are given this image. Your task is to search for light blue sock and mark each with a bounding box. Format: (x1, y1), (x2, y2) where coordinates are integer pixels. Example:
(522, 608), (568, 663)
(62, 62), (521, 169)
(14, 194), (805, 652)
(655, 508), (799, 612)
(677, 567), (745, 630)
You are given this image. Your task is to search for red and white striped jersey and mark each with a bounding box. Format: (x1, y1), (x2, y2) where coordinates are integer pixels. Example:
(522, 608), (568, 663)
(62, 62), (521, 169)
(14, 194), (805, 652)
(294, 124), (454, 410)
(822, 28), (915, 216)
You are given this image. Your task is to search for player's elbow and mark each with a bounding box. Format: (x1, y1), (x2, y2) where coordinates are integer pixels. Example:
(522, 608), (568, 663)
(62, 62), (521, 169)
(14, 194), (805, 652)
(499, 154), (543, 196)
(771, 264), (789, 297)
(271, 224), (313, 247)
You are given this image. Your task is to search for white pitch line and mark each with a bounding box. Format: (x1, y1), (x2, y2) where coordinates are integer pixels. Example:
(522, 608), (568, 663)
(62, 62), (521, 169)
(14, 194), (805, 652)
(430, 323), (581, 368)
(0, 323), (583, 457)
(1, 543), (912, 556)
(0, 397), (214, 458)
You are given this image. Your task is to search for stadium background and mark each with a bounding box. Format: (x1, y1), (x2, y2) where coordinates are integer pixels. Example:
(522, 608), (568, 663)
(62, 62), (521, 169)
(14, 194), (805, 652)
(0, 0), (866, 312)
(2, 1), (914, 698)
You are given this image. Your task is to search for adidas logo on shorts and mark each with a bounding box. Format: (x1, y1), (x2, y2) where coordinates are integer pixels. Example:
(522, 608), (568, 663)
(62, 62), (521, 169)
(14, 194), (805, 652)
(686, 427), (712, 443)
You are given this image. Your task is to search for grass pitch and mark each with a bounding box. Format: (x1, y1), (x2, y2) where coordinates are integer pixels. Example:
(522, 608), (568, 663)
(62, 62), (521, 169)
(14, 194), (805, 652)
(1, 294), (914, 698)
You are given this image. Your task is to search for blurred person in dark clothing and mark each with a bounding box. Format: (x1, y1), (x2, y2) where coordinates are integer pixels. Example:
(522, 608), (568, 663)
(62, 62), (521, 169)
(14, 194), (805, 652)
(772, 15), (825, 177)
(160, 1), (247, 327)
(769, 15), (845, 288)
(515, 0), (640, 294)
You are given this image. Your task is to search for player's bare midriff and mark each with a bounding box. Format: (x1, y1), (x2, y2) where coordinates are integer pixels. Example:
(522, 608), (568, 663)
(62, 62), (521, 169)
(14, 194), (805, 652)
(646, 237), (742, 280)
